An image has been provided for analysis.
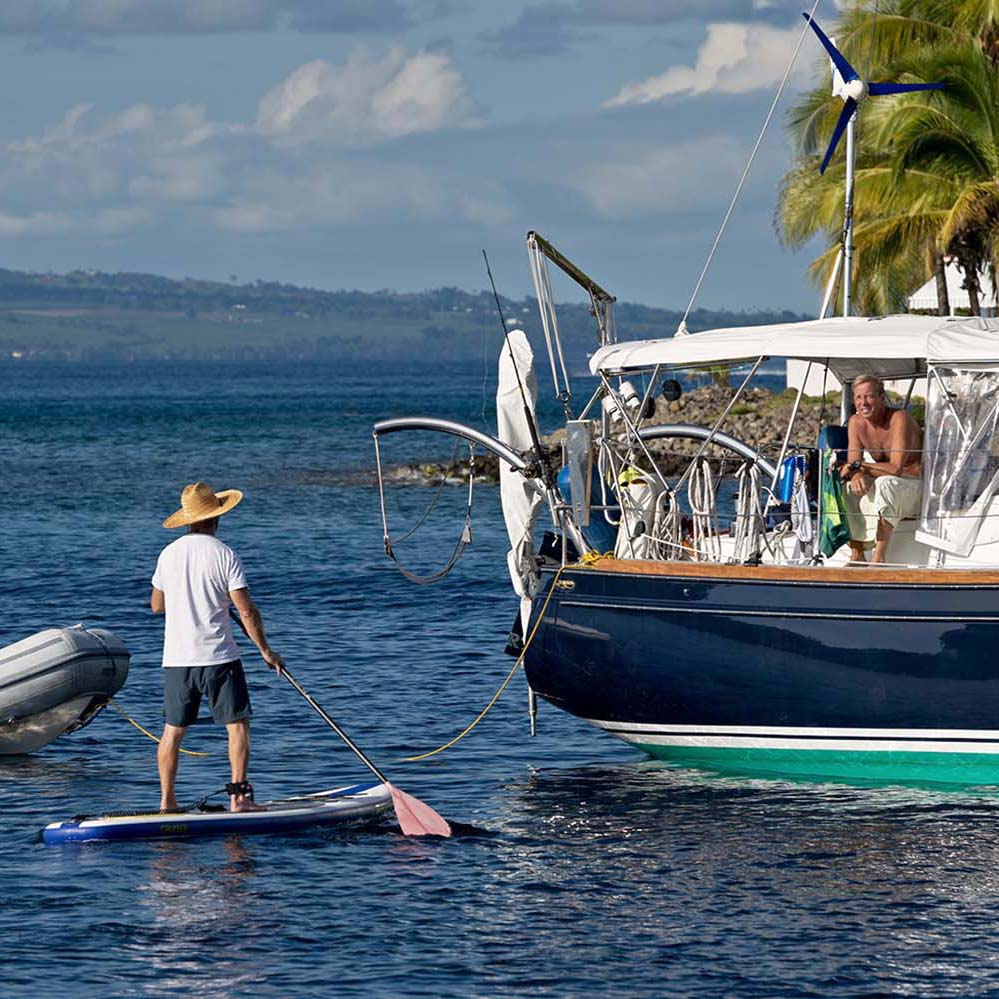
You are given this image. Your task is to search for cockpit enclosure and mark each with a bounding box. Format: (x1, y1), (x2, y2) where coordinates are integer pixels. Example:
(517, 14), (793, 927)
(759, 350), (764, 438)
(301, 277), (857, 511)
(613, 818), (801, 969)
(917, 365), (999, 557)
(551, 312), (999, 570)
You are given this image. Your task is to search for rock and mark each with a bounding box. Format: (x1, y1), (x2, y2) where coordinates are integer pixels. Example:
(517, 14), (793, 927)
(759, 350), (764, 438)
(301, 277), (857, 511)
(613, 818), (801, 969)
(386, 385), (839, 485)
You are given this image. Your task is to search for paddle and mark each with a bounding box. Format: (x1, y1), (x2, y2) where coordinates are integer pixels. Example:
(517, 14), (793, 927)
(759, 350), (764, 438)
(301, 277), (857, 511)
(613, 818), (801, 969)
(228, 610), (450, 836)
(278, 665), (452, 837)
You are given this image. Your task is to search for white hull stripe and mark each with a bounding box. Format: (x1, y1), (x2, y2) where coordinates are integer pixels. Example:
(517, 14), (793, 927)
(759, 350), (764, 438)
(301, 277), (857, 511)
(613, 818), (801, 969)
(588, 720), (999, 754)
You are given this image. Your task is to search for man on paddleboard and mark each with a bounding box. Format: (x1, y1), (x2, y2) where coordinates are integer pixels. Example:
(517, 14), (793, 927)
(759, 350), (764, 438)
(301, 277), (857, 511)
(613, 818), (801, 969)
(151, 481), (284, 813)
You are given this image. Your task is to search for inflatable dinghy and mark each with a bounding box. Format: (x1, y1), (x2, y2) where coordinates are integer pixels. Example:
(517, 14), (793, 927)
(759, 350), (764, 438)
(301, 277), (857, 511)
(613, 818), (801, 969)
(0, 625), (130, 755)
(42, 781), (392, 844)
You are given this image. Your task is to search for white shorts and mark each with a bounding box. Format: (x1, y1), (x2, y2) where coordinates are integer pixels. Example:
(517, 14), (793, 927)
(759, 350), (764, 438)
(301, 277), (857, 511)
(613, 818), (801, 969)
(844, 474), (922, 545)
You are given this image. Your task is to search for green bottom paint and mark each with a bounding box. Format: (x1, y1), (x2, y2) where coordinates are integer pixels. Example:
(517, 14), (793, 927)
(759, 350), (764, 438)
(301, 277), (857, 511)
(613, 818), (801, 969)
(638, 743), (999, 788)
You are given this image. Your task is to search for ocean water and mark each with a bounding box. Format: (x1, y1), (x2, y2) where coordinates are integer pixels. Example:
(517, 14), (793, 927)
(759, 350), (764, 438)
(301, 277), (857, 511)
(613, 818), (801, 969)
(3, 360), (999, 998)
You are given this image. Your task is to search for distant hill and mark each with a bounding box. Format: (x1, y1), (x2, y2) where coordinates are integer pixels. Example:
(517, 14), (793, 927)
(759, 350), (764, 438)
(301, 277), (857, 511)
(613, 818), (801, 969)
(0, 267), (811, 362)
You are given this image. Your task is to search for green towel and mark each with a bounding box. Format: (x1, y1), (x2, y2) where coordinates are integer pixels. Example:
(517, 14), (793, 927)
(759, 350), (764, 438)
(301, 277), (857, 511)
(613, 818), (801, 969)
(819, 449), (851, 557)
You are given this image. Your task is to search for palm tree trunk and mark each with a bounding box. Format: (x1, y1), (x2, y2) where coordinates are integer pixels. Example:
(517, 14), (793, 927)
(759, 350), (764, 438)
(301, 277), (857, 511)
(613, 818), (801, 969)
(968, 275), (982, 316)
(956, 253), (983, 316)
(934, 253), (950, 315)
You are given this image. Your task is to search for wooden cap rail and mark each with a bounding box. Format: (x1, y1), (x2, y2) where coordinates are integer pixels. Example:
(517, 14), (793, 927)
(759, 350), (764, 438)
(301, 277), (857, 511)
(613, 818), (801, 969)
(570, 557), (999, 586)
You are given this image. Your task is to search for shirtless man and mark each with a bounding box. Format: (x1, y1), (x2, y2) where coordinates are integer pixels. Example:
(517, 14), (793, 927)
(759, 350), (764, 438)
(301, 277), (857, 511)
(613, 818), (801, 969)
(839, 374), (923, 564)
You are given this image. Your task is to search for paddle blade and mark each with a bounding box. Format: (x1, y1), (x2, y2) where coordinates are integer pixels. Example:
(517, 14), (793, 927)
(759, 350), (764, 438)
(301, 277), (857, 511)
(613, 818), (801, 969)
(388, 783), (452, 837)
(820, 97), (857, 174)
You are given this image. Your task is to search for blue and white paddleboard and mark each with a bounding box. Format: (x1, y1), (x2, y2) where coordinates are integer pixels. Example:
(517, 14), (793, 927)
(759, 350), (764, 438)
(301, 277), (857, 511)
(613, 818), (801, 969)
(42, 781), (392, 845)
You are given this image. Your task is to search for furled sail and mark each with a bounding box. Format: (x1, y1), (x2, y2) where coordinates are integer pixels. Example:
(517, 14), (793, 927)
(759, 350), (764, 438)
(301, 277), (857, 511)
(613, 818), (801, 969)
(496, 330), (545, 630)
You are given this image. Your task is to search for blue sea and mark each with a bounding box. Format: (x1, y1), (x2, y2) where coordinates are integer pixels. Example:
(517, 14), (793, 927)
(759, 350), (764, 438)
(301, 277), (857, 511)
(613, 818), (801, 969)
(3, 360), (999, 998)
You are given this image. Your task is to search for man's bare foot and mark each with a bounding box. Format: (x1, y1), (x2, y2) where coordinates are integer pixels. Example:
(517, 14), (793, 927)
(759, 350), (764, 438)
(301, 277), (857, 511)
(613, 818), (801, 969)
(160, 799), (179, 812)
(230, 794), (266, 813)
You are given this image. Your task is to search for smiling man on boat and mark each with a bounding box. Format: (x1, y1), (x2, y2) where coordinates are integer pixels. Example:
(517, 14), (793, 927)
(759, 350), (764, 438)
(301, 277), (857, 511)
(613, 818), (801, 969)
(151, 481), (284, 813)
(839, 375), (923, 564)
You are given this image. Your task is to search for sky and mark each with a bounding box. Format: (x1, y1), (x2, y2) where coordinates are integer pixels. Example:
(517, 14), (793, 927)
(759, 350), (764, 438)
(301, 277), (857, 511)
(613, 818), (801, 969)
(0, 0), (849, 312)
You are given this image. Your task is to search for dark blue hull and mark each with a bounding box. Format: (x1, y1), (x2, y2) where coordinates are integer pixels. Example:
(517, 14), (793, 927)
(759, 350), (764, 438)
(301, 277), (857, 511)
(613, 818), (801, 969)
(522, 562), (999, 779)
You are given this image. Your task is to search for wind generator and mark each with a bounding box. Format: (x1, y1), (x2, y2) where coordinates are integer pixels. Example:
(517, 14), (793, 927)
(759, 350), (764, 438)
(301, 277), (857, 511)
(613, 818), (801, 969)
(802, 12), (945, 317)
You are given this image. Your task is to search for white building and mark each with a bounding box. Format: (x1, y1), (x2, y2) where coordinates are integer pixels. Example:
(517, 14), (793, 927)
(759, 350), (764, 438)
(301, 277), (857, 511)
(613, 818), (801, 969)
(787, 260), (995, 398)
(906, 259), (996, 314)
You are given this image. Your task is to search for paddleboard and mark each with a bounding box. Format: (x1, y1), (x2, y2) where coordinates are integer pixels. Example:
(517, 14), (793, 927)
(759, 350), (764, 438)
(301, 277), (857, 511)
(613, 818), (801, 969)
(42, 780), (392, 845)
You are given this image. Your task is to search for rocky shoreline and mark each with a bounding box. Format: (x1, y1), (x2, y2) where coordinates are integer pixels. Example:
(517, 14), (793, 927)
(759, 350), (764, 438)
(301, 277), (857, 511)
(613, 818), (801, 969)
(384, 384), (853, 484)
(384, 383), (927, 484)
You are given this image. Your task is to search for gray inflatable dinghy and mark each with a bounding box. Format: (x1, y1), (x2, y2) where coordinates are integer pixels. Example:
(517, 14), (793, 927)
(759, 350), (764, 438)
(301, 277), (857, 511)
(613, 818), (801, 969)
(0, 625), (130, 754)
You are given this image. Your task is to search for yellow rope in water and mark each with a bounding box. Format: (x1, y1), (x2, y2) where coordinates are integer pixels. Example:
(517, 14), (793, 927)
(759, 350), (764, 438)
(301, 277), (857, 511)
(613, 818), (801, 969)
(108, 699), (210, 758)
(403, 563), (575, 762)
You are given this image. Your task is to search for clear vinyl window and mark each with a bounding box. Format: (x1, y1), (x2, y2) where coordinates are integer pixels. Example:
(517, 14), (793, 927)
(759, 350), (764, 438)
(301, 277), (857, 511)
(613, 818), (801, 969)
(919, 365), (999, 556)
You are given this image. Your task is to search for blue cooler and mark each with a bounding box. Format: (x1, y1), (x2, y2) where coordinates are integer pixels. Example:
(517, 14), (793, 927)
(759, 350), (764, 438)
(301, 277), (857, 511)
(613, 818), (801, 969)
(776, 454), (807, 503)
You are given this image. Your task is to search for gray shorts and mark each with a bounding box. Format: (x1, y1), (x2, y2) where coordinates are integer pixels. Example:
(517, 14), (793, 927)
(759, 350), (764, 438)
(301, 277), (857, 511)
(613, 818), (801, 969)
(163, 660), (252, 727)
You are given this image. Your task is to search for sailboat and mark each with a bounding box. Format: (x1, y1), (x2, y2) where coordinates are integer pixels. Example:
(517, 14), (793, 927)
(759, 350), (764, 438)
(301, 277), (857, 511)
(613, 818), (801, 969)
(374, 17), (999, 784)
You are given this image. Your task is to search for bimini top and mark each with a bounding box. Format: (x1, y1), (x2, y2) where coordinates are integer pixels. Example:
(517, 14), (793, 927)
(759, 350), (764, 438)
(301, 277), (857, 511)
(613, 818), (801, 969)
(589, 315), (999, 381)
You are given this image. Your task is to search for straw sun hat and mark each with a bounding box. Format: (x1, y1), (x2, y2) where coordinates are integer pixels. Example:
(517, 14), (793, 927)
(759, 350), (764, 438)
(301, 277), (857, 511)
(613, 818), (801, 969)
(163, 481), (243, 529)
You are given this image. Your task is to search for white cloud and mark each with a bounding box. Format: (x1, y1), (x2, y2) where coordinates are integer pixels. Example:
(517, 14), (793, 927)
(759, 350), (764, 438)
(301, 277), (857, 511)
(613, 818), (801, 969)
(0, 210), (73, 236)
(10, 101), (218, 154)
(0, 205), (152, 236)
(604, 22), (805, 106)
(569, 136), (747, 218)
(128, 155), (226, 201)
(255, 48), (477, 146)
(0, 47), (499, 240)
(213, 161), (510, 231)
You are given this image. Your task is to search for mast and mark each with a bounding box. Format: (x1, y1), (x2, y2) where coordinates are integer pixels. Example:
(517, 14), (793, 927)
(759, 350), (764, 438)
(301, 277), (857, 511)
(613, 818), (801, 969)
(840, 107), (857, 425)
(843, 111), (855, 318)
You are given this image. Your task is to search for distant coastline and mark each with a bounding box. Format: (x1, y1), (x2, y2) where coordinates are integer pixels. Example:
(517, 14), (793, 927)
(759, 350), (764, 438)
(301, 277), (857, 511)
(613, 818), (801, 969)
(0, 266), (810, 363)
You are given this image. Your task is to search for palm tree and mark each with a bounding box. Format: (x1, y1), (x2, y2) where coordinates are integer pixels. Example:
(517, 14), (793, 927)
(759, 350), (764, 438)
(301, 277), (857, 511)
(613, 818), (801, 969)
(777, 2), (999, 315)
(778, 154), (954, 314)
(871, 43), (999, 313)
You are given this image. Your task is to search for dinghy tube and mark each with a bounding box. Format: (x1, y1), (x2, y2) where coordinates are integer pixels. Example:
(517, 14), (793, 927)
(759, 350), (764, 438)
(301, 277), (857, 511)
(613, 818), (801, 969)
(0, 625), (130, 755)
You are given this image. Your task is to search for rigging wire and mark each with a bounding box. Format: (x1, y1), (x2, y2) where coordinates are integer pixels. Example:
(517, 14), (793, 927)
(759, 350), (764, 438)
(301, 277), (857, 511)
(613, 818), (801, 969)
(375, 436), (477, 585)
(677, 0), (822, 334)
(390, 437), (464, 546)
(527, 240), (574, 416)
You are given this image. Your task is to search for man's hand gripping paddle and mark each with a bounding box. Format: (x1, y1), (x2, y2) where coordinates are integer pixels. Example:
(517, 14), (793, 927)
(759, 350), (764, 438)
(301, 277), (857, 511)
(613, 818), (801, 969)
(278, 665), (452, 837)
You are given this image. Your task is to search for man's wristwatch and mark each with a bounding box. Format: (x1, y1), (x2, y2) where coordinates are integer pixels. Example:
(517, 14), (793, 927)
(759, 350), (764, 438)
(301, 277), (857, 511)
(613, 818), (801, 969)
(843, 459), (863, 481)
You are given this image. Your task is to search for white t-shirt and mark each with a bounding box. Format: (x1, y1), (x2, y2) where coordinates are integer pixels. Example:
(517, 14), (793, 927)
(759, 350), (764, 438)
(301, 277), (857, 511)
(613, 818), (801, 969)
(152, 533), (249, 668)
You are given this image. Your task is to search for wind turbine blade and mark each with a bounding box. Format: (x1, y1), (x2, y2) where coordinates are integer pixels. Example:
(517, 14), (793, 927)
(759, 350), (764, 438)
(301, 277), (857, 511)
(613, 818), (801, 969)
(802, 13), (859, 84)
(868, 81), (947, 95)
(820, 97), (857, 175)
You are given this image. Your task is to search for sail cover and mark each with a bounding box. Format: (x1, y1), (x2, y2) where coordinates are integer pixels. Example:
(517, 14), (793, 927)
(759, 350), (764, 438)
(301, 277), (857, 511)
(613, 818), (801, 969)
(497, 330), (545, 629)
